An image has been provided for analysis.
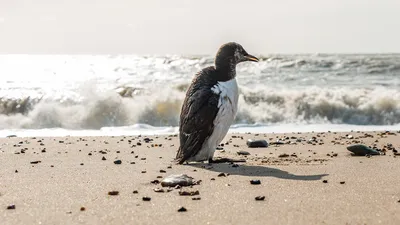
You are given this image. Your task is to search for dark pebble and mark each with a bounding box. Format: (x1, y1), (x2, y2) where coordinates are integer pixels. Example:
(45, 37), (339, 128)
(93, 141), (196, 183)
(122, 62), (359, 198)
(347, 144), (380, 156)
(6, 205), (16, 210)
(160, 170), (166, 173)
(192, 197), (201, 200)
(218, 173), (227, 177)
(114, 160), (122, 165)
(323, 180), (328, 183)
(177, 207), (187, 212)
(142, 197), (151, 201)
(340, 181), (345, 184)
(246, 139), (268, 148)
(237, 150), (250, 156)
(250, 180), (261, 185)
(255, 196), (265, 201)
(80, 207), (85, 211)
(108, 191), (119, 196)
(278, 153), (289, 158)
(102, 156), (106, 160)
(150, 180), (160, 184)
(133, 190), (138, 194)
(179, 190), (199, 196)
(30, 161), (41, 164)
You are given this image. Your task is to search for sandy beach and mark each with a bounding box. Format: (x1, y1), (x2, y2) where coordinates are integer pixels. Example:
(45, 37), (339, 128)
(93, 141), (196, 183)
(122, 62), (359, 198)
(1, 130), (400, 225)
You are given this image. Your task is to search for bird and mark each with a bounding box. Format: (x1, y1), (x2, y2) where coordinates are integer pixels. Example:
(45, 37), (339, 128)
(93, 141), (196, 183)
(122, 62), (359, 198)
(175, 42), (259, 164)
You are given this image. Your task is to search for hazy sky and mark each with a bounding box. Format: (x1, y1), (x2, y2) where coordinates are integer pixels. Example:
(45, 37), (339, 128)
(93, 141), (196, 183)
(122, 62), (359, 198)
(1, 0), (399, 54)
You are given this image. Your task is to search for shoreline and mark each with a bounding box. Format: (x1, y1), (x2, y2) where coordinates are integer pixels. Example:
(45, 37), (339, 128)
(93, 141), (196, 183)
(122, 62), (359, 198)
(1, 130), (399, 224)
(0, 123), (399, 138)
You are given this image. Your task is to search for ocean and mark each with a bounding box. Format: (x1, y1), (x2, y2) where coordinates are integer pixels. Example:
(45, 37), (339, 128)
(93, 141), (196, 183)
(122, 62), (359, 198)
(0, 54), (399, 137)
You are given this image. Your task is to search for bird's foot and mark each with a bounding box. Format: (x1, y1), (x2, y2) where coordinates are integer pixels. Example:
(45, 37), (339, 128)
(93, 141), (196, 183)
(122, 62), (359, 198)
(208, 157), (246, 164)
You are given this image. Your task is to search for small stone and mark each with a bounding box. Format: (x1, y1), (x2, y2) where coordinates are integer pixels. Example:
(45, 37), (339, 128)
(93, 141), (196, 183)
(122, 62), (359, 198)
(246, 139), (268, 148)
(142, 197), (151, 201)
(132, 190), (138, 194)
(80, 207), (86, 211)
(278, 153), (289, 158)
(250, 180), (261, 185)
(323, 180), (328, 183)
(340, 181), (345, 184)
(237, 150), (250, 156)
(179, 190), (199, 196)
(192, 197), (201, 200)
(6, 205), (16, 210)
(30, 161), (41, 164)
(102, 156), (106, 160)
(159, 170), (166, 173)
(88, 153), (92, 156)
(153, 188), (165, 193)
(177, 206), (187, 212)
(255, 196), (265, 201)
(108, 191), (119, 196)
(150, 180), (160, 184)
(217, 173), (226, 177)
(114, 160), (122, 164)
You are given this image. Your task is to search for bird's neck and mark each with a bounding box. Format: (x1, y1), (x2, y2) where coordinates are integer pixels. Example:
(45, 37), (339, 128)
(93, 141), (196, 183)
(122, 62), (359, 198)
(215, 62), (236, 81)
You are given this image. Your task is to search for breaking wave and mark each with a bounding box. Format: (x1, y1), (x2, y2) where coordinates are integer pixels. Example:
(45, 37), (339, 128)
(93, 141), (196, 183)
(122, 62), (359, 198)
(0, 85), (398, 129)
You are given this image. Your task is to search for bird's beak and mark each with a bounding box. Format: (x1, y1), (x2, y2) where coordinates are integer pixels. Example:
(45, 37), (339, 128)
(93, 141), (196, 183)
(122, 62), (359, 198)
(244, 54), (259, 62)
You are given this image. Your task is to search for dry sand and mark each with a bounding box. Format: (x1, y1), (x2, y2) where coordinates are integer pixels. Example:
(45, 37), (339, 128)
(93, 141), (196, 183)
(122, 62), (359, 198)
(1, 130), (400, 225)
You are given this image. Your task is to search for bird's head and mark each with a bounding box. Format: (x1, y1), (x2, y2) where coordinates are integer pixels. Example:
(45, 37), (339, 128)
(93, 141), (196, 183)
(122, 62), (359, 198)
(215, 42), (259, 70)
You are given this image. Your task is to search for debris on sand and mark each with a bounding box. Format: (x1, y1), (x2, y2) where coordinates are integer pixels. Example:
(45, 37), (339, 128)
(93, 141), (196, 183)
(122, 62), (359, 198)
(161, 174), (195, 187)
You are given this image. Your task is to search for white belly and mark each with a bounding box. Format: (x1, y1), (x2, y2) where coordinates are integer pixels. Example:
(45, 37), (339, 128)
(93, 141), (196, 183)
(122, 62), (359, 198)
(192, 78), (239, 161)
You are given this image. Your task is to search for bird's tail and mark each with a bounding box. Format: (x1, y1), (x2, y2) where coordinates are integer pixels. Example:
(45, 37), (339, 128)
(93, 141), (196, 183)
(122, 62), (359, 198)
(174, 147), (186, 164)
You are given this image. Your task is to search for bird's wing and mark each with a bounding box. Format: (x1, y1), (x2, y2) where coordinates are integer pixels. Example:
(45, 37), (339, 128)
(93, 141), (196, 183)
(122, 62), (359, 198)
(175, 83), (220, 164)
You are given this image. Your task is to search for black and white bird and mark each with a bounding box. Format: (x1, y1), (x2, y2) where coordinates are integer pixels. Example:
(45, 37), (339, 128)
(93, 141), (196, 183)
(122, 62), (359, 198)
(175, 42), (259, 164)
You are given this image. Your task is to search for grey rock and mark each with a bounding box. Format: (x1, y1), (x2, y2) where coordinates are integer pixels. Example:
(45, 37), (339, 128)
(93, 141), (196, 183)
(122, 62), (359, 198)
(246, 139), (268, 148)
(347, 144), (380, 156)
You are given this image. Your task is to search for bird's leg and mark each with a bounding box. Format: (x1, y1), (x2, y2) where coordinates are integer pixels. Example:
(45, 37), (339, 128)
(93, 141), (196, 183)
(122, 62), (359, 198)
(208, 157), (246, 164)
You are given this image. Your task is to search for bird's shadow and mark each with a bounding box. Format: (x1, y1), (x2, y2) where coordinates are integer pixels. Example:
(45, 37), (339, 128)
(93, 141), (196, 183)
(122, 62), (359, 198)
(188, 163), (328, 181)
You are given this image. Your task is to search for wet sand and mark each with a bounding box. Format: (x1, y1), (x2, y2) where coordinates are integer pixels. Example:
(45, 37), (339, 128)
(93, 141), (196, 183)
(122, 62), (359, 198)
(1, 131), (400, 225)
